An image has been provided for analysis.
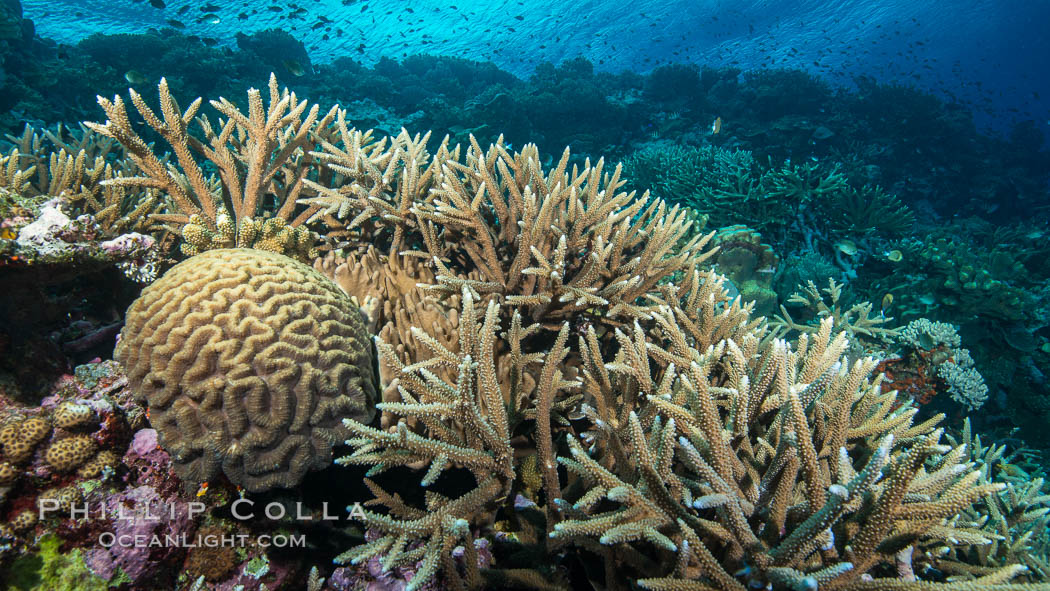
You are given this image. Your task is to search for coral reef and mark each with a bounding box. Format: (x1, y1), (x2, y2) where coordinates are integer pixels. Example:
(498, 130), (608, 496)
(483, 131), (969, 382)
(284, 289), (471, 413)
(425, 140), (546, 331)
(313, 132), (1040, 590)
(335, 256), (1036, 589)
(0, 55), (1044, 589)
(115, 248), (376, 492)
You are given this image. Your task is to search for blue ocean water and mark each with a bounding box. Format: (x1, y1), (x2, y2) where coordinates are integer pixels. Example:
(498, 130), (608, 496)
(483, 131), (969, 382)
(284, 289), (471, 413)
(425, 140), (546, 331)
(22, 0), (1050, 129)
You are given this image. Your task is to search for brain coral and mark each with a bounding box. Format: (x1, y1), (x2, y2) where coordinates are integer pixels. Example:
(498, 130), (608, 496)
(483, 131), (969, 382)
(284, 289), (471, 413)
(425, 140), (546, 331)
(115, 248), (376, 492)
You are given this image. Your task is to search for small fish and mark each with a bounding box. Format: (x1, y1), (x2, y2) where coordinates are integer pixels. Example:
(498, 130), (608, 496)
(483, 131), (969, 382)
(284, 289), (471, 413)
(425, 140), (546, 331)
(880, 293), (893, 316)
(197, 13), (221, 24)
(166, 18), (185, 28)
(710, 116), (722, 135)
(834, 239), (858, 256)
(283, 59), (305, 76)
(885, 249), (903, 262)
(196, 481), (210, 497)
(148, 0), (166, 8)
(998, 463), (1031, 479)
(124, 70), (149, 84)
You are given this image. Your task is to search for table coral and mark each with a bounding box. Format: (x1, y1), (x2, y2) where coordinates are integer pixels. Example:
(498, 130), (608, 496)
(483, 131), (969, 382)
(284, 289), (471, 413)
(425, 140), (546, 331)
(115, 248), (377, 492)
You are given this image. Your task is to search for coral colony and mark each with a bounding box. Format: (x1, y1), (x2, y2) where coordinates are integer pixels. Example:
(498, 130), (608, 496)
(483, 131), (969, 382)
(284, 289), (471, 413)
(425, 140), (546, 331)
(1, 8), (1049, 591)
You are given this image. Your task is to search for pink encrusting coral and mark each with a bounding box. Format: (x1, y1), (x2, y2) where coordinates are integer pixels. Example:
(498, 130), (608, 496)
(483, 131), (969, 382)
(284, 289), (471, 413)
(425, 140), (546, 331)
(82, 485), (195, 583)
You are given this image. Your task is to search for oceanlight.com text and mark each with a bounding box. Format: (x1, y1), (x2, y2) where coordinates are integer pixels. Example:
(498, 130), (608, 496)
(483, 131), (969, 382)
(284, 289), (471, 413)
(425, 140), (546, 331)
(98, 532), (306, 549)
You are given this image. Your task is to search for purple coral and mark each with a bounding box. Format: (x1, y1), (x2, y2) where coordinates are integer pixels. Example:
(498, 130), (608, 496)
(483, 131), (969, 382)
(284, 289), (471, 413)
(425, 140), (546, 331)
(83, 485), (195, 583)
(100, 232), (154, 255)
(129, 428), (159, 457)
(123, 428), (182, 496)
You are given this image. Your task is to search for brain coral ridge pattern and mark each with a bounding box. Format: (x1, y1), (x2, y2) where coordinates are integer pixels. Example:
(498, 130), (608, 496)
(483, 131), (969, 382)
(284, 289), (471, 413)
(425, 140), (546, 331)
(116, 248), (376, 492)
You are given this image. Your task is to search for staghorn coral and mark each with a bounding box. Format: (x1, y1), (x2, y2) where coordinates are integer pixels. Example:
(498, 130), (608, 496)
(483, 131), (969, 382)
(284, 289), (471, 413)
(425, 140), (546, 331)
(301, 123), (452, 253)
(85, 74), (338, 261)
(553, 312), (1007, 591)
(302, 129), (1031, 590)
(334, 288), (523, 589)
(115, 248), (376, 492)
(0, 126), (167, 286)
(335, 233), (1043, 590)
(939, 419), (1050, 581)
(308, 131), (715, 333)
(1, 123), (163, 238)
(772, 278), (900, 350)
(0, 123), (167, 280)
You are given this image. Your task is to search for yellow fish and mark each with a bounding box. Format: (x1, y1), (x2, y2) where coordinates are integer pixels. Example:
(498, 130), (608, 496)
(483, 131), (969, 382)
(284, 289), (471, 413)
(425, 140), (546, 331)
(998, 463), (1030, 479)
(710, 116), (722, 135)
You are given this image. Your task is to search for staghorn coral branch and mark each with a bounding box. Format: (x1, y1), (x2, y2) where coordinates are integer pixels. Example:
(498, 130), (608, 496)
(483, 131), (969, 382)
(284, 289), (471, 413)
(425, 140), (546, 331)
(86, 73), (332, 259)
